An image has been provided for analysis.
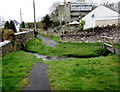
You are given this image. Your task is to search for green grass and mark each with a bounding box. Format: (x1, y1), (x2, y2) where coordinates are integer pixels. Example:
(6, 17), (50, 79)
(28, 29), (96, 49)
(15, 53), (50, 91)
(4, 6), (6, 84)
(114, 44), (120, 48)
(38, 33), (120, 48)
(26, 38), (105, 57)
(47, 54), (119, 90)
(0, 58), (2, 90)
(2, 51), (44, 91)
(25, 37), (119, 90)
(2, 51), (119, 91)
(2, 34), (119, 91)
(77, 42), (120, 48)
(38, 33), (50, 37)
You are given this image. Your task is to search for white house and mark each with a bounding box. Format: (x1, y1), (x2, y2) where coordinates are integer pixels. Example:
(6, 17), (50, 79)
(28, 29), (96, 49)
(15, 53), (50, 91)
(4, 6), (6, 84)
(81, 5), (120, 29)
(13, 20), (20, 32)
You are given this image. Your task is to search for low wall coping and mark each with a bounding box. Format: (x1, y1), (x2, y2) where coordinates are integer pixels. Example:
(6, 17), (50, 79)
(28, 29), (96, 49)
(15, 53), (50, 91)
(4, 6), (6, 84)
(0, 40), (11, 47)
(14, 30), (33, 35)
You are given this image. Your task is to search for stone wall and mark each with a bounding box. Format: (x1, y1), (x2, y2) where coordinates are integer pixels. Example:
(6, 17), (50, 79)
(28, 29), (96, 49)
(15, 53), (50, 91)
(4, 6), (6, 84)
(0, 41), (13, 57)
(96, 19), (119, 27)
(60, 26), (120, 43)
(0, 29), (34, 57)
(0, 31), (2, 42)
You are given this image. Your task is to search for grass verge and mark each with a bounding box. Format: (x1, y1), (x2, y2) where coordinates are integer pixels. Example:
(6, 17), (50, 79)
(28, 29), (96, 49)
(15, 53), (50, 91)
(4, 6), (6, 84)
(2, 51), (44, 91)
(47, 54), (119, 90)
(25, 38), (105, 57)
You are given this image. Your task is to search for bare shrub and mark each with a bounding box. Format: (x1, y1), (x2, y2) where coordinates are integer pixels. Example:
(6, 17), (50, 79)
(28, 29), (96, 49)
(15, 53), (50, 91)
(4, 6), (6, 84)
(2, 29), (14, 41)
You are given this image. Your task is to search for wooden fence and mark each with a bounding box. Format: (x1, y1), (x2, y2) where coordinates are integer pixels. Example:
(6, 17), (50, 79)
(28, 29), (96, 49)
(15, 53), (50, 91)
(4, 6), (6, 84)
(101, 36), (115, 53)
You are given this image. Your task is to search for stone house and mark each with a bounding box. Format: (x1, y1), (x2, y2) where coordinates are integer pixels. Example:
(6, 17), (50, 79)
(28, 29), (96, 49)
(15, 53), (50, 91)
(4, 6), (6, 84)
(50, 0), (93, 23)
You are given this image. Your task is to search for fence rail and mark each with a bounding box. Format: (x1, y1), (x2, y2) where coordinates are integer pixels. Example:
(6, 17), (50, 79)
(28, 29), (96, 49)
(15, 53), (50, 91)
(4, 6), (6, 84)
(101, 36), (115, 53)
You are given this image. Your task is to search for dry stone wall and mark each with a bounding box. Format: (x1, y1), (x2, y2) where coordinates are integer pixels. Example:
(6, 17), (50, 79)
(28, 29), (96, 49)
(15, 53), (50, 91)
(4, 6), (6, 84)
(61, 26), (120, 43)
(0, 29), (34, 57)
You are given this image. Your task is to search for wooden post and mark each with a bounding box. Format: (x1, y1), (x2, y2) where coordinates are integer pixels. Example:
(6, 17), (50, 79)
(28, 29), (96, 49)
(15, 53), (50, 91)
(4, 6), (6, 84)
(104, 43), (106, 49)
(102, 36), (106, 49)
(111, 39), (116, 54)
(33, 0), (37, 38)
(101, 36), (116, 54)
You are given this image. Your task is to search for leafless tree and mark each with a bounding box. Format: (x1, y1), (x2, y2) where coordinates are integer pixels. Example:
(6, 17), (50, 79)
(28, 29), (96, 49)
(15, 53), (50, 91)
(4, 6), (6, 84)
(86, 0), (119, 13)
(102, 1), (119, 13)
(49, 2), (62, 14)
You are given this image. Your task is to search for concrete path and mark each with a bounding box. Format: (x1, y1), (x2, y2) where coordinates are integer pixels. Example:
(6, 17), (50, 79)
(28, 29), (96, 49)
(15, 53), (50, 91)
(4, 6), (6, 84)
(23, 36), (59, 91)
(23, 62), (51, 91)
(37, 35), (59, 48)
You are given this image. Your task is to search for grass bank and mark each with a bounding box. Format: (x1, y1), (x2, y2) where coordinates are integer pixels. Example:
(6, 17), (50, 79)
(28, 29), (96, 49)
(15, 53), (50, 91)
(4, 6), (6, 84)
(2, 51), (119, 90)
(2, 51), (44, 91)
(48, 54), (119, 90)
(26, 38), (105, 57)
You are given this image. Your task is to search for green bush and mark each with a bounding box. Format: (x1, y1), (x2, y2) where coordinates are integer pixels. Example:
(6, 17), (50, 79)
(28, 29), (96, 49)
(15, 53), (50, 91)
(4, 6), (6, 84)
(79, 20), (86, 31)
(20, 21), (25, 28)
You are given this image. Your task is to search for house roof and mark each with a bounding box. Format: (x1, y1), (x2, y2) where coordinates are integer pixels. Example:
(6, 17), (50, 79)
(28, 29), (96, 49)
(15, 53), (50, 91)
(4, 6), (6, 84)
(82, 5), (120, 21)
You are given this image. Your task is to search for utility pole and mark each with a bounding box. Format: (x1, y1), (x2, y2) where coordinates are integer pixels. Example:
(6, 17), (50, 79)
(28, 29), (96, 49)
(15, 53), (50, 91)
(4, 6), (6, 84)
(20, 9), (22, 23)
(33, 0), (37, 37)
(33, 0), (37, 31)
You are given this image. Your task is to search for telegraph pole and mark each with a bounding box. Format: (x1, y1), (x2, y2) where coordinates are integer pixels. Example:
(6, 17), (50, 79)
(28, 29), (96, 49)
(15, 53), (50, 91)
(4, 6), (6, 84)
(33, 0), (37, 37)
(33, 0), (37, 31)
(20, 9), (22, 23)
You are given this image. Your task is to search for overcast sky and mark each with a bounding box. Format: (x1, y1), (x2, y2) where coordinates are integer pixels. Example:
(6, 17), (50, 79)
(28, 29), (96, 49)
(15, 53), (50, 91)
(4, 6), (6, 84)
(0, 0), (118, 22)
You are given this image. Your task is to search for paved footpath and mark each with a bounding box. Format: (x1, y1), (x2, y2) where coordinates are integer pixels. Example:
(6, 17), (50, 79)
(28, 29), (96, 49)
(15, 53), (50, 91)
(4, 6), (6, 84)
(23, 36), (59, 91)
(23, 62), (51, 91)
(37, 35), (59, 48)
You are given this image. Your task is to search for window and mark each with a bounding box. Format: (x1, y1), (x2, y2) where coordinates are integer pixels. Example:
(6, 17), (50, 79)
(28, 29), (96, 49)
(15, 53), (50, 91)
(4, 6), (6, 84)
(91, 14), (94, 18)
